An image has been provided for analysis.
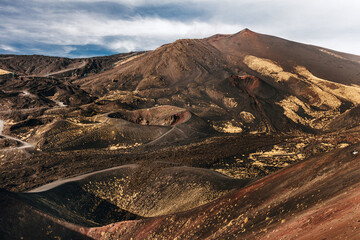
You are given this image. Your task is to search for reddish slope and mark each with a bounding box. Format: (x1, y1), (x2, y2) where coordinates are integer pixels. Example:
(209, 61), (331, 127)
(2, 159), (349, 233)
(0, 163), (248, 239)
(207, 28), (360, 86)
(76, 29), (360, 96)
(84, 144), (360, 239)
(75, 39), (235, 95)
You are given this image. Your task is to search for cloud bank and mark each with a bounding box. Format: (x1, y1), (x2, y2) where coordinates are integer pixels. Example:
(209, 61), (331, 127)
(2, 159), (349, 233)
(1, 0), (359, 57)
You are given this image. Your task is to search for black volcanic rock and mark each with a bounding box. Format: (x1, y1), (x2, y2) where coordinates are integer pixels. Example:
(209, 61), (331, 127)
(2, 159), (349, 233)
(0, 76), (93, 112)
(0, 52), (143, 77)
(0, 189), (91, 240)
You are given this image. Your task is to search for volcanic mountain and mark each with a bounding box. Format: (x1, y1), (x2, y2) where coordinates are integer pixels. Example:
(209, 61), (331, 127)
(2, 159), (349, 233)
(1, 29), (360, 239)
(71, 29), (360, 133)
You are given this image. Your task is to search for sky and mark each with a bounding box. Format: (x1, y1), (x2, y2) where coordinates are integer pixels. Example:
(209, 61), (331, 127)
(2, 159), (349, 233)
(1, 0), (359, 58)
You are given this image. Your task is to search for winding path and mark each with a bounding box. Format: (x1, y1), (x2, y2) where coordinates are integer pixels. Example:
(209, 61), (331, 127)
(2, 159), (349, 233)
(0, 120), (34, 151)
(28, 164), (139, 193)
(42, 60), (88, 77)
(0, 87), (72, 151)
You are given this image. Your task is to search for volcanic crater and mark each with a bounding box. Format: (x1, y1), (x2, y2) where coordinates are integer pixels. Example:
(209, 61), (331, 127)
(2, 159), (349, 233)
(108, 105), (191, 126)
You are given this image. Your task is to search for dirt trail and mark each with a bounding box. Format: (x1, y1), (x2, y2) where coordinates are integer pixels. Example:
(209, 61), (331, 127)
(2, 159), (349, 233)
(28, 164), (139, 193)
(0, 98), (69, 151)
(0, 120), (3, 135)
(146, 126), (187, 145)
(43, 60), (88, 77)
(17, 60), (89, 78)
(0, 119), (35, 151)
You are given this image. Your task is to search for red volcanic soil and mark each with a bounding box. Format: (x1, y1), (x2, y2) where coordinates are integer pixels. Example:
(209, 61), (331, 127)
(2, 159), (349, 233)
(83, 144), (360, 239)
(74, 38), (234, 95)
(326, 106), (360, 131)
(224, 74), (292, 133)
(207, 29), (360, 86)
(229, 75), (277, 99)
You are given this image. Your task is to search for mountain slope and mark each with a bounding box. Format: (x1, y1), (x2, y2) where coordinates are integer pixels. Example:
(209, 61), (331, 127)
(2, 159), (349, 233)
(207, 28), (360, 86)
(207, 29), (360, 130)
(75, 39), (234, 95)
(0, 163), (250, 238)
(84, 144), (360, 239)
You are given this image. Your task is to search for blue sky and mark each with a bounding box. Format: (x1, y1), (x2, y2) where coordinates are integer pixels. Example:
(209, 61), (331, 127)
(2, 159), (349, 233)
(1, 0), (359, 58)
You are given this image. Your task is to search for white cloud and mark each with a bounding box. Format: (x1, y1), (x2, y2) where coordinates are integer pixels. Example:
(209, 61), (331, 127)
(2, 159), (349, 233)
(66, 17), (243, 51)
(108, 40), (138, 52)
(2, 11), (244, 51)
(0, 44), (18, 52)
(47, 15), (243, 40)
(33, 0), (251, 6)
(63, 46), (77, 54)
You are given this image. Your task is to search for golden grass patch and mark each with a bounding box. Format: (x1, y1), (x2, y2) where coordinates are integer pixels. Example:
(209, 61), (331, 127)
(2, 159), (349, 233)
(243, 55), (297, 82)
(0, 69), (11, 75)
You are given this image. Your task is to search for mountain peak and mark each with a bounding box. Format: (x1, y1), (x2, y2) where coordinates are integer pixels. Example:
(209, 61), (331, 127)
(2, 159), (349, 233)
(236, 28), (257, 36)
